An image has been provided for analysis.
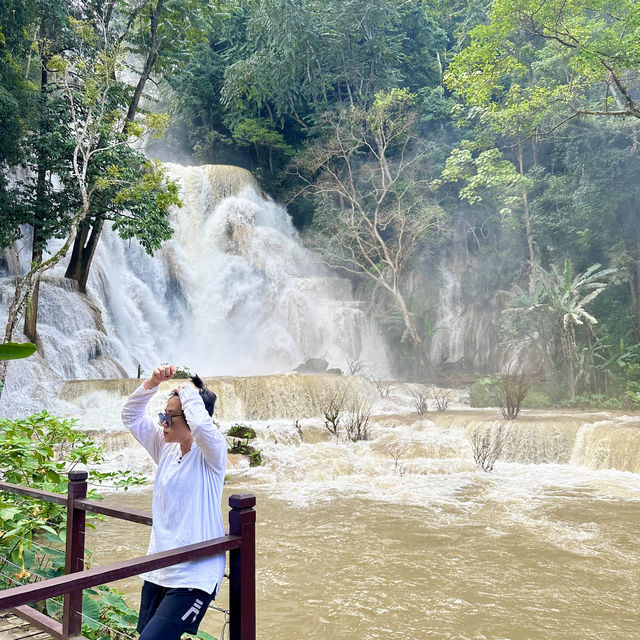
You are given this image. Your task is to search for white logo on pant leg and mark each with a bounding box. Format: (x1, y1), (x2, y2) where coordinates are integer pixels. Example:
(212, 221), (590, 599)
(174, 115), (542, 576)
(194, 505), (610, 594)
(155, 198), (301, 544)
(181, 598), (204, 623)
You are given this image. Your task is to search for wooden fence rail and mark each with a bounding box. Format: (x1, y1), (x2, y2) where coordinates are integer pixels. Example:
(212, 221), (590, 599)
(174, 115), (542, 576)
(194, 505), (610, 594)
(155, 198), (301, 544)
(0, 471), (256, 640)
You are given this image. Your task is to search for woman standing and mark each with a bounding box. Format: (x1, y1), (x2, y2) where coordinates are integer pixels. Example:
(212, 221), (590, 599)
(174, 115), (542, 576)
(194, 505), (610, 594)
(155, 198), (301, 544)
(121, 364), (227, 640)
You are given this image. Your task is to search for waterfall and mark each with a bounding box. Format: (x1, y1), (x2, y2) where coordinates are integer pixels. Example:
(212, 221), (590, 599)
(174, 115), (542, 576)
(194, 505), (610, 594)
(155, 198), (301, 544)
(427, 263), (498, 371)
(0, 164), (391, 417)
(570, 416), (640, 472)
(434, 412), (640, 473)
(60, 373), (371, 422)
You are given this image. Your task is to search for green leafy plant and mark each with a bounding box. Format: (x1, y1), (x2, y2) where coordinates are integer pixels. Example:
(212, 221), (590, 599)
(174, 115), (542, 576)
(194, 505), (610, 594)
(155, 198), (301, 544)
(0, 412), (146, 638)
(624, 388), (640, 410)
(520, 391), (552, 409)
(501, 260), (615, 400)
(162, 363), (192, 379)
(559, 394), (623, 410)
(0, 342), (37, 361)
(227, 440), (263, 467)
(0, 341), (36, 394)
(227, 424), (261, 466)
(227, 424), (256, 439)
(469, 378), (494, 407)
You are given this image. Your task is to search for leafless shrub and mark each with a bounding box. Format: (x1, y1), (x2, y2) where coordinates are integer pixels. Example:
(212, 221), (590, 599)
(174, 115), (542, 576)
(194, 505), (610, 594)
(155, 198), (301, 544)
(320, 382), (374, 442)
(293, 419), (303, 439)
(411, 386), (429, 414)
(373, 438), (413, 474)
(492, 368), (541, 420)
(430, 386), (451, 412)
(346, 358), (367, 376)
(369, 374), (395, 398)
(343, 390), (374, 442)
(470, 425), (504, 472)
(321, 386), (348, 439)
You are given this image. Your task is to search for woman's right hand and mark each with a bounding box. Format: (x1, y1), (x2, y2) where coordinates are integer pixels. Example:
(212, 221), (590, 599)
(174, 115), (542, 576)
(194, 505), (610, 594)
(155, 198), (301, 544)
(143, 364), (176, 390)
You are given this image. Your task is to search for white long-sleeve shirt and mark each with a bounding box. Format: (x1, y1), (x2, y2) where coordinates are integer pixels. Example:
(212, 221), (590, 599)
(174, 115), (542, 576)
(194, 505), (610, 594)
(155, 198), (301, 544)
(121, 383), (227, 594)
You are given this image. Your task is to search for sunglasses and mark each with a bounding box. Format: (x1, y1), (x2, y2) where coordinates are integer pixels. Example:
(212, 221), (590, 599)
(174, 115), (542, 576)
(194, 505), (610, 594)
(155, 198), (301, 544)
(158, 412), (185, 426)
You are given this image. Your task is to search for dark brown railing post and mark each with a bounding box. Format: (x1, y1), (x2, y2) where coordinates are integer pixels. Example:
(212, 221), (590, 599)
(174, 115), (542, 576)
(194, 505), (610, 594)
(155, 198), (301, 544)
(228, 493), (256, 640)
(62, 470), (87, 638)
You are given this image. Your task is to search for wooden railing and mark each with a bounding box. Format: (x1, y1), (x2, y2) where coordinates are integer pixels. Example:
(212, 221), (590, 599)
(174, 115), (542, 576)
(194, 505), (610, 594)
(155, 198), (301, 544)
(0, 470), (256, 640)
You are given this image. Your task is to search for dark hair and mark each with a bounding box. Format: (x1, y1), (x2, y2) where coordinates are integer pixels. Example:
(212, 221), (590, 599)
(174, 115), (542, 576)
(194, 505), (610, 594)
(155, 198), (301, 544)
(170, 374), (217, 417)
(191, 374), (217, 416)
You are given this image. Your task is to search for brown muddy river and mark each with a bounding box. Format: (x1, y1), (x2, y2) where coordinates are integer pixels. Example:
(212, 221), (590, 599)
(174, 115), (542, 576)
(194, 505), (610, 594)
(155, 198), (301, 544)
(86, 475), (640, 640)
(75, 395), (640, 640)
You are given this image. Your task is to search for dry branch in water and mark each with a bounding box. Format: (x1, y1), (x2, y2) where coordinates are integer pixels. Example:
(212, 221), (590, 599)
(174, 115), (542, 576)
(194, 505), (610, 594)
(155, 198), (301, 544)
(492, 367), (542, 420)
(470, 424), (504, 472)
(320, 383), (374, 442)
(373, 437), (414, 474)
(321, 386), (347, 439)
(346, 358), (367, 376)
(343, 390), (374, 442)
(369, 375), (395, 398)
(411, 386), (429, 414)
(430, 385), (451, 412)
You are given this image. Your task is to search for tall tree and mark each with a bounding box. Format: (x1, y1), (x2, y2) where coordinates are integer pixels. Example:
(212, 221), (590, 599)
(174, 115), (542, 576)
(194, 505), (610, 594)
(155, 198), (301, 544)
(21, 0), (76, 342)
(0, 0), (38, 248)
(298, 89), (444, 358)
(64, 0), (210, 292)
(445, 0), (640, 131)
(0, 1), (181, 394)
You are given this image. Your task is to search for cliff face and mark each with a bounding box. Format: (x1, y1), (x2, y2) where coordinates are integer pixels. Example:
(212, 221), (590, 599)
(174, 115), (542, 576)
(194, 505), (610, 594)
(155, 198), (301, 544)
(354, 224), (507, 380)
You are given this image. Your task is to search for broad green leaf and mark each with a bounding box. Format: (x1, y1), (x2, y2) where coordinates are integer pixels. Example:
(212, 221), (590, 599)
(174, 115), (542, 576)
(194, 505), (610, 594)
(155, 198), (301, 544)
(0, 342), (36, 361)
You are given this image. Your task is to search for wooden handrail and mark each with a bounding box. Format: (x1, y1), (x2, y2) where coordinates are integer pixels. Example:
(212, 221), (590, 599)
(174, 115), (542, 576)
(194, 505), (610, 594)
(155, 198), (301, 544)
(0, 535), (242, 610)
(0, 472), (257, 640)
(74, 498), (152, 526)
(0, 481), (68, 506)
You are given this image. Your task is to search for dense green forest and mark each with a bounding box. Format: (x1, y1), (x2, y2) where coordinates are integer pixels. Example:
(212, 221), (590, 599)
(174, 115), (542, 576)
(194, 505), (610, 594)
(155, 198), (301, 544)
(1, 0), (639, 405)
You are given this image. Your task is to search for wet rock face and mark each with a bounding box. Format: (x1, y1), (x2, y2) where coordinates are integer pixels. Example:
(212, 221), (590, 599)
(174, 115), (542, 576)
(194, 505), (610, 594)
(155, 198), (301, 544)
(294, 358), (329, 374)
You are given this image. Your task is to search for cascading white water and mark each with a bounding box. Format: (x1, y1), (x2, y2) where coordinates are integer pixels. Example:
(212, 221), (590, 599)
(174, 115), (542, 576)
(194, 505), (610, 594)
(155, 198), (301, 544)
(429, 265), (466, 366)
(0, 164), (390, 417)
(156, 164), (388, 376)
(428, 263), (498, 370)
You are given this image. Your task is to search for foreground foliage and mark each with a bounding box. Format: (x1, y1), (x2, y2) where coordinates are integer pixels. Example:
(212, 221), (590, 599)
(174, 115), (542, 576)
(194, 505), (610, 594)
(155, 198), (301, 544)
(0, 412), (147, 639)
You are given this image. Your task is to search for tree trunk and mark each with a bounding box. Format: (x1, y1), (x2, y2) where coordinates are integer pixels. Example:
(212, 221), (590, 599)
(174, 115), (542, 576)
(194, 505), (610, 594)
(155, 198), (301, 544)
(124, 0), (163, 128)
(24, 238), (43, 344)
(561, 327), (577, 400)
(391, 283), (426, 369)
(64, 219), (103, 293)
(629, 225), (640, 341)
(24, 56), (49, 343)
(64, 2), (164, 292)
(517, 144), (536, 295)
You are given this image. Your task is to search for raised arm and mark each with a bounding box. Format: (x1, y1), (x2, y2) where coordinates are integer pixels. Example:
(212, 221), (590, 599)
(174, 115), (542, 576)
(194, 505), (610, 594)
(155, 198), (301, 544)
(179, 385), (227, 474)
(121, 365), (175, 463)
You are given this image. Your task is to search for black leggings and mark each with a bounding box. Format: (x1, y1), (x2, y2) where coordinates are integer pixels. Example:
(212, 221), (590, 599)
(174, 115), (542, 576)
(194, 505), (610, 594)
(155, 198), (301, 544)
(137, 581), (215, 640)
